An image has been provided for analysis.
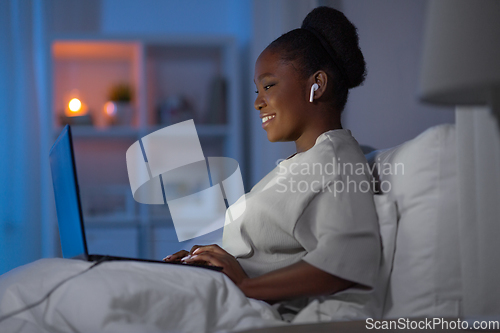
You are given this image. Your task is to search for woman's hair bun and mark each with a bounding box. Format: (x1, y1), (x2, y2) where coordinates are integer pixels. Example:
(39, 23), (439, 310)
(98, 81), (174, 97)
(301, 6), (366, 89)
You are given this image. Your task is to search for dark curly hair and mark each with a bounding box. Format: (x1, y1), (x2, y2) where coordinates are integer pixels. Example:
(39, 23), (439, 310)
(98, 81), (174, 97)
(266, 6), (366, 112)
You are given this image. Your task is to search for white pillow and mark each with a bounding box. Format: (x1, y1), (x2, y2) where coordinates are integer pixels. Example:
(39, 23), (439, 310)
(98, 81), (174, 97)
(368, 124), (461, 318)
(364, 194), (398, 319)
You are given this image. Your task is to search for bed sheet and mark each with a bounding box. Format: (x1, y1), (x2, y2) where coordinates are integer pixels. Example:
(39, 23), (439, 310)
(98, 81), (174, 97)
(0, 258), (284, 333)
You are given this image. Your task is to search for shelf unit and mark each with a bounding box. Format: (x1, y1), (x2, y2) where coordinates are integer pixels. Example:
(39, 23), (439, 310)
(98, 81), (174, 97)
(51, 35), (242, 259)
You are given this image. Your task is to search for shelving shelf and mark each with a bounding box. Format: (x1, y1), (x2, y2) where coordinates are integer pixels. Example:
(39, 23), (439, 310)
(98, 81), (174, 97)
(51, 35), (242, 260)
(57, 124), (230, 139)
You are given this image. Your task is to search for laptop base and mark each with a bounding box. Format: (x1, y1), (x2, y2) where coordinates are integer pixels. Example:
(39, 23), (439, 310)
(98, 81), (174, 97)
(86, 254), (223, 272)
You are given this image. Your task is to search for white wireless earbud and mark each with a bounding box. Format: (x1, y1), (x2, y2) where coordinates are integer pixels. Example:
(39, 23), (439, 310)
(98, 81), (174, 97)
(309, 83), (319, 103)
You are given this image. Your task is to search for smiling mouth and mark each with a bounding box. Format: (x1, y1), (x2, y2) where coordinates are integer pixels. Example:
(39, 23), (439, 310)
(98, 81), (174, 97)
(261, 115), (275, 124)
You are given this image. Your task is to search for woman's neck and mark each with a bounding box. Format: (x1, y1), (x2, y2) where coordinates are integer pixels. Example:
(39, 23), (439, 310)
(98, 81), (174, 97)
(292, 102), (343, 153)
(294, 120), (343, 153)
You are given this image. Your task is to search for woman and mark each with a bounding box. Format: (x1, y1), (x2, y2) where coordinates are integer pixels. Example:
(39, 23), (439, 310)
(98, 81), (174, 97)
(165, 6), (380, 319)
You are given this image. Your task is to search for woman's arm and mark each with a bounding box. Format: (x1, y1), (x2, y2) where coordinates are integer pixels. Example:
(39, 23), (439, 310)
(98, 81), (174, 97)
(238, 260), (354, 301)
(182, 244), (354, 302)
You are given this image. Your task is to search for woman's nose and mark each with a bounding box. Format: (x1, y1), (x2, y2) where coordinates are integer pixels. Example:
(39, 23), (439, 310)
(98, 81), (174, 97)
(254, 95), (266, 110)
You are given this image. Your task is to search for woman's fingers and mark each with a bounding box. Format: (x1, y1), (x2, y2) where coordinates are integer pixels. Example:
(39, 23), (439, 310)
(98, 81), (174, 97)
(189, 245), (203, 255)
(184, 252), (222, 267)
(162, 245), (226, 263)
(184, 251), (249, 286)
(163, 250), (189, 262)
(191, 244), (227, 256)
(163, 247), (246, 286)
(163, 244), (230, 263)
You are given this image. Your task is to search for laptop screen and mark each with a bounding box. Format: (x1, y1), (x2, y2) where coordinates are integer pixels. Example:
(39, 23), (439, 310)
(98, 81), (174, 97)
(49, 125), (88, 259)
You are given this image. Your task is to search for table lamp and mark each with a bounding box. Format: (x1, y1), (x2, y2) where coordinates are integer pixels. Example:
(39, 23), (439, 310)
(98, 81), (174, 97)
(419, 0), (500, 110)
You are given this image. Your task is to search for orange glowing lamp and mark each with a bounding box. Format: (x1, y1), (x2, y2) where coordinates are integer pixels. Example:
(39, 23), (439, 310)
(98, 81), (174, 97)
(69, 98), (82, 112)
(65, 97), (88, 117)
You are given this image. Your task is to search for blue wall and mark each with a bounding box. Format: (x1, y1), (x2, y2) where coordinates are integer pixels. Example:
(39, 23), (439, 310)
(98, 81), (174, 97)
(101, 0), (251, 42)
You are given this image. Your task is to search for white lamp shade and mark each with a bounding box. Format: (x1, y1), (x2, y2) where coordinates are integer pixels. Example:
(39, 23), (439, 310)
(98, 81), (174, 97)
(419, 0), (500, 105)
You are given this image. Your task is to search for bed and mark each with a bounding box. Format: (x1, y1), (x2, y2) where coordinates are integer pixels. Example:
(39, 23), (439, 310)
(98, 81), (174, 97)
(0, 124), (463, 332)
(0, 258), (284, 332)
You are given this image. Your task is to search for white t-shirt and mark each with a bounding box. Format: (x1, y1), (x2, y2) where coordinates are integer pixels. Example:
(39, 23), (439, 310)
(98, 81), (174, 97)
(223, 129), (380, 291)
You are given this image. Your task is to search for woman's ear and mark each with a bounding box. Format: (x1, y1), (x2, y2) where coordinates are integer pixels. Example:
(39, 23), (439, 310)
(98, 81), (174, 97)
(309, 71), (328, 102)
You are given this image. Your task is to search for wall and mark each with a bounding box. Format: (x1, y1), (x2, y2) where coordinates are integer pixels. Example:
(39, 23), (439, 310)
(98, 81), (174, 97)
(341, 0), (454, 149)
(100, 0), (251, 40)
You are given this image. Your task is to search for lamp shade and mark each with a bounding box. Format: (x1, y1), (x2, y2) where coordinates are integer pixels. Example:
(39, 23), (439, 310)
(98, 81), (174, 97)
(419, 0), (500, 105)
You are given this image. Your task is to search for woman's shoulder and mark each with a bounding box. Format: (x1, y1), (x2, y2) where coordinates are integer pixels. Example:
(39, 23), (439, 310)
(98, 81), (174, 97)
(316, 128), (358, 147)
(306, 129), (366, 163)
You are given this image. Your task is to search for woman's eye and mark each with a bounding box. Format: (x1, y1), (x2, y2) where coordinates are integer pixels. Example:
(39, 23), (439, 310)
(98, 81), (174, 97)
(255, 84), (275, 94)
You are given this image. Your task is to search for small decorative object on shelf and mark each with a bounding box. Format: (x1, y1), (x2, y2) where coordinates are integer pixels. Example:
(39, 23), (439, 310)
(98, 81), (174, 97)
(105, 83), (134, 126)
(205, 76), (227, 124)
(157, 95), (195, 125)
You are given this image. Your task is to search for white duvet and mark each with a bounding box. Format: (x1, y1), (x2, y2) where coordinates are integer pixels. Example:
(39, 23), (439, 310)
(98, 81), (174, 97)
(0, 258), (284, 333)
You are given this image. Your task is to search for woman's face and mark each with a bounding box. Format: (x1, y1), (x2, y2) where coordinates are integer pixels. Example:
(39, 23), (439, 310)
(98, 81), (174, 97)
(254, 49), (311, 143)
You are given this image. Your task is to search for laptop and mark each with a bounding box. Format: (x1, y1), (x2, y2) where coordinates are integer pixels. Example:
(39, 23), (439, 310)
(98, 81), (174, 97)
(49, 125), (222, 272)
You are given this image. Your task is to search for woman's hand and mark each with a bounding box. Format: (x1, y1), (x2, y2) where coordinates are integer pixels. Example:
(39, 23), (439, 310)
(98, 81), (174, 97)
(163, 247), (354, 302)
(162, 245), (204, 262)
(161, 245), (227, 266)
(183, 244), (249, 286)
